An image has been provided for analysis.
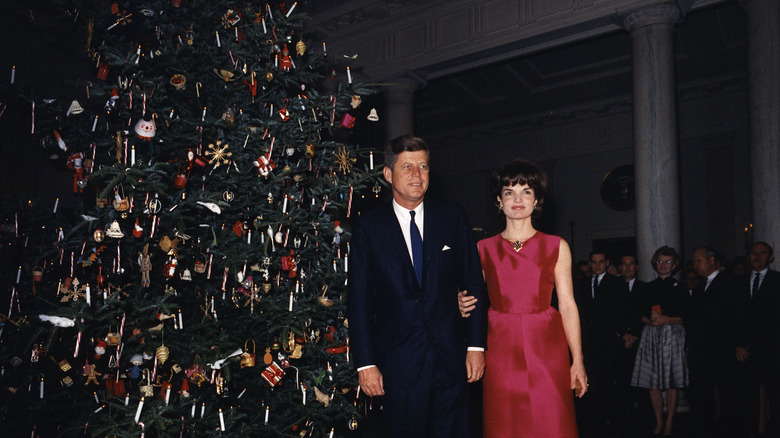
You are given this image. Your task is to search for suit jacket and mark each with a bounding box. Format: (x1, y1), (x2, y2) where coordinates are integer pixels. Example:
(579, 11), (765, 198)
(734, 269), (780, 353)
(624, 278), (650, 337)
(576, 272), (628, 356)
(686, 270), (737, 363)
(347, 198), (488, 388)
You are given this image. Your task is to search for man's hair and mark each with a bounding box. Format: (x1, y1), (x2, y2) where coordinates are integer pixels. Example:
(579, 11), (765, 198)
(384, 135), (429, 170)
(589, 249), (608, 261)
(490, 158), (547, 217)
(621, 254), (638, 264)
(752, 241), (774, 256)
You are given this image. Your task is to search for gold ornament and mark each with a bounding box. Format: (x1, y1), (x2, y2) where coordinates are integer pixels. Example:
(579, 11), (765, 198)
(213, 68), (237, 82)
(205, 140), (232, 168)
(156, 344), (170, 364)
(313, 386), (330, 406)
(334, 146), (356, 174)
(159, 236), (180, 256)
(295, 40), (306, 56)
(93, 229), (105, 242)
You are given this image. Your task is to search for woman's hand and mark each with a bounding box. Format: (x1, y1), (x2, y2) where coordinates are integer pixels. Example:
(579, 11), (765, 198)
(570, 361), (588, 398)
(457, 290), (478, 318)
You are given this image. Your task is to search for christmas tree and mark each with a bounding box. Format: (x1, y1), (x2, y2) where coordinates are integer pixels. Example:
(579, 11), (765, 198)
(1, 1), (380, 436)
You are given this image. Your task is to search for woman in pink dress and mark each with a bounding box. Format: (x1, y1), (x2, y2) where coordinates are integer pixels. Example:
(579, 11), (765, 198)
(460, 159), (587, 437)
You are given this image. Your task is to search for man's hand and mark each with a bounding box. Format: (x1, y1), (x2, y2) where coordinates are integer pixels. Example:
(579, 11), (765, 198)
(735, 346), (750, 363)
(622, 333), (638, 349)
(458, 290), (478, 318)
(466, 350), (485, 383)
(358, 366), (385, 396)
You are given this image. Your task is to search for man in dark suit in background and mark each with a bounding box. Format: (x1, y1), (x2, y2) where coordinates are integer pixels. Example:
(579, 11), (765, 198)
(618, 254), (649, 431)
(687, 247), (738, 438)
(347, 135), (488, 438)
(733, 242), (780, 437)
(576, 249), (629, 433)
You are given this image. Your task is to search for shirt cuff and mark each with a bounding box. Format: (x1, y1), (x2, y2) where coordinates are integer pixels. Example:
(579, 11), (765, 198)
(357, 364), (377, 372)
(467, 347), (485, 352)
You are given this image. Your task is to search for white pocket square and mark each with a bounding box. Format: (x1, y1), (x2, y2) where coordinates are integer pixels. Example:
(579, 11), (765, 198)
(442, 245), (451, 251)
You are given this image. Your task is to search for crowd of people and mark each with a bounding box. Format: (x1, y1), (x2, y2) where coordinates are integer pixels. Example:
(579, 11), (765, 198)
(573, 242), (779, 438)
(346, 134), (779, 438)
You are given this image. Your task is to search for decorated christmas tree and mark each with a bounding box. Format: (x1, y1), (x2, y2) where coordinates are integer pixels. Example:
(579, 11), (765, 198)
(1, 1), (380, 436)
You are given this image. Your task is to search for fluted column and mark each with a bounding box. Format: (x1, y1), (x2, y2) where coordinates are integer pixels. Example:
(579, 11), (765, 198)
(623, 4), (683, 281)
(743, 0), (780, 253)
(383, 77), (423, 141)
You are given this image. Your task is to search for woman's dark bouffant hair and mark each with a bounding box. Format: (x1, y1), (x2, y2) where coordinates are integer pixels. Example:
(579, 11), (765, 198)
(491, 159), (547, 216)
(651, 245), (681, 273)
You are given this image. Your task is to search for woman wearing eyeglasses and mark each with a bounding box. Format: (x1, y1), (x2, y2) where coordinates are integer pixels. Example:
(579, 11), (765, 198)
(630, 245), (690, 436)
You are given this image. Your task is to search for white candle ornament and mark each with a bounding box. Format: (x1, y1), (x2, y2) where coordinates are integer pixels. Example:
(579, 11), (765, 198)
(286, 2), (297, 17)
(219, 409), (225, 431)
(134, 397), (145, 423)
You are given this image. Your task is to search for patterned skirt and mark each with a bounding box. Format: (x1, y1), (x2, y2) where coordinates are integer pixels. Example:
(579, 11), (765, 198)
(631, 324), (689, 390)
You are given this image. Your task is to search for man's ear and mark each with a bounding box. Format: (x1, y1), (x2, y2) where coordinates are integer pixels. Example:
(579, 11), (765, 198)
(383, 166), (392, 184)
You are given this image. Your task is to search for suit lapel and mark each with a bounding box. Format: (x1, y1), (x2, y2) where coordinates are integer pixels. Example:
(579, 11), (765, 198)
(421, 200), (442, 287)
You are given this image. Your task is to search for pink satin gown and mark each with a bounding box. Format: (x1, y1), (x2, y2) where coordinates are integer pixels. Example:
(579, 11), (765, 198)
(479, 232), (578, 438)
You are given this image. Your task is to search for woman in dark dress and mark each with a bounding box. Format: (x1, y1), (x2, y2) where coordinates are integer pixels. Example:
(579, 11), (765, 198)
(631, 246), (689, 436)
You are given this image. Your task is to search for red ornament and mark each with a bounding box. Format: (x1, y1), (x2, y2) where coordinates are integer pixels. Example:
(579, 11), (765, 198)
(279, 44), (293, 71)
(340, 113), (356, 129)
(253, 153), (275, 176)
(97, 63), (110, 80)
(244, 78), (258, 96)
(232, 221), (244, 237)
(66, 152), (85, 193)
(132, 218), (143, 238)
(261, 362), (285, 386)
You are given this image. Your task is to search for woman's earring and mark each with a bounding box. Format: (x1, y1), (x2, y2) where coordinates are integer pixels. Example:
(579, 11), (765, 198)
(497, 203), (503, 213)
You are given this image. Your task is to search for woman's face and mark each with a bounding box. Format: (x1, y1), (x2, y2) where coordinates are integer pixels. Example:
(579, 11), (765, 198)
(499, 183), (536, 220)
(655, 255), (676, 278)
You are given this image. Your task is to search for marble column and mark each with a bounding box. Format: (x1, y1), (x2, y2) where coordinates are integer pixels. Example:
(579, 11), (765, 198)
(623, 5), (683, 281)
(743, 0), (780, 252)
(383, 77), (423, 142)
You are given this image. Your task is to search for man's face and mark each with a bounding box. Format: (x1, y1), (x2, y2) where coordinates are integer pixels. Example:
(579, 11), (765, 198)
(684, 270), (699, 290)
(620, 256), (638, 280)
(383, 150), (430, 210)
(692, 249), (716, 278)
(589, 253), (608, 276)
(749, 243), (774, 272)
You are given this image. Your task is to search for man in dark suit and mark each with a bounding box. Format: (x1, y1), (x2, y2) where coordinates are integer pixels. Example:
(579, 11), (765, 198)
(733, 242), (780, 437)
(575, 250), (629, 431)
(347, 135), (488, 438)
(687, 247), (738, 438)
(618, 254), (649, 430)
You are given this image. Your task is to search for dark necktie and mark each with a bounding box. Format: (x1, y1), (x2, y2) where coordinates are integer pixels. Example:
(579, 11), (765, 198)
(592, 275), (599, 298)
(752, 272), (761, 298)
(409, 211), (423, 285)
